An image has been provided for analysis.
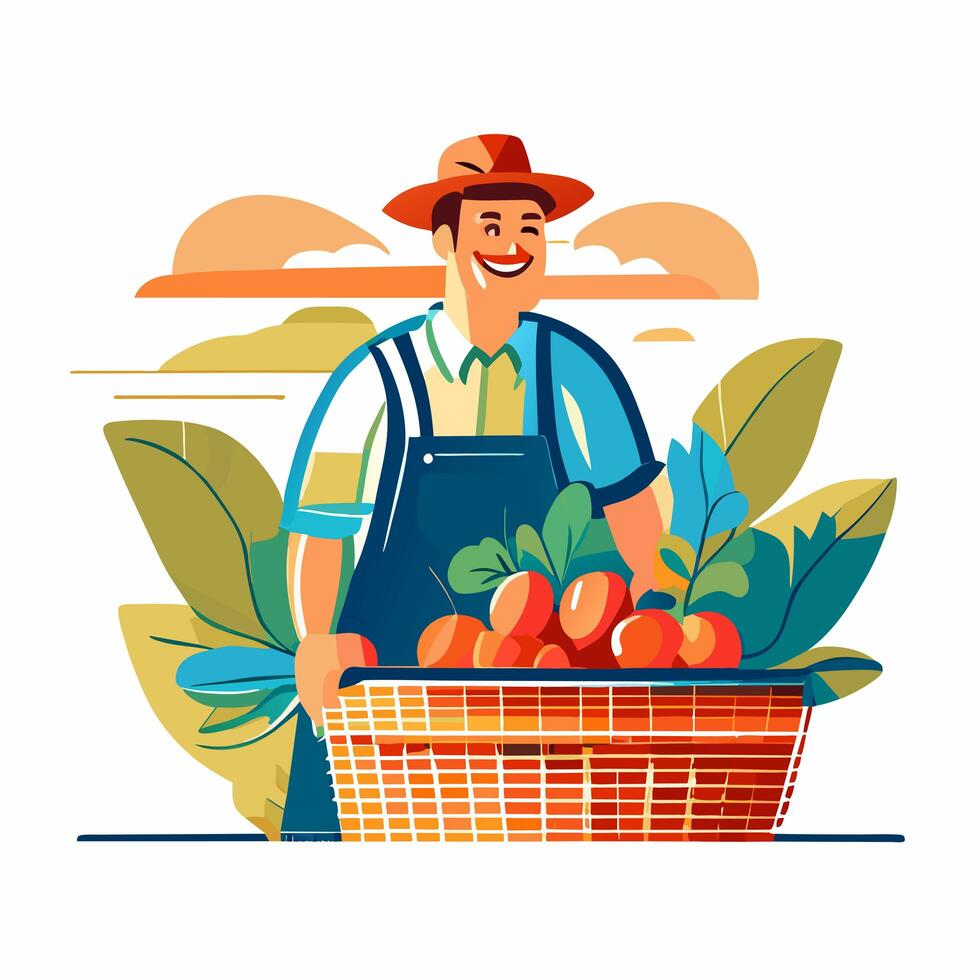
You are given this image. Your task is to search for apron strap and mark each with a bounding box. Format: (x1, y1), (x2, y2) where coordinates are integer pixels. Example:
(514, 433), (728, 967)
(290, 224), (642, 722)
(394, 332), (434, 437)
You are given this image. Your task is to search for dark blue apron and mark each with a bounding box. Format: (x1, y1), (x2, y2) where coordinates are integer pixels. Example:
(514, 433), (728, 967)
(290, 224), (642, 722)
(281, 331), (559, 839)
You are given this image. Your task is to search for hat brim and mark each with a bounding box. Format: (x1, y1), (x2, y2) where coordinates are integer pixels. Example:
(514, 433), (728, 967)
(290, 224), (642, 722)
(383, 172), (594, 230)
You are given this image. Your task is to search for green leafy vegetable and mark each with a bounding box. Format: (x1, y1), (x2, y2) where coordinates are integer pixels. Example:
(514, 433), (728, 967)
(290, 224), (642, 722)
(542, 483), (593, 584)
(515, 524), (555, 577)
(448, 536), (517, 594)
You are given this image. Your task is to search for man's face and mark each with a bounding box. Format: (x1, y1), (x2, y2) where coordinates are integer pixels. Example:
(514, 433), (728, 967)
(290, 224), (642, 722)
(438, 197), (548, 311)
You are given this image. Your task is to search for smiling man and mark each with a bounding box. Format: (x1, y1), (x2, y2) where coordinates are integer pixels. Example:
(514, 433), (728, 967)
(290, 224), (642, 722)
(278, 135), (666, 837)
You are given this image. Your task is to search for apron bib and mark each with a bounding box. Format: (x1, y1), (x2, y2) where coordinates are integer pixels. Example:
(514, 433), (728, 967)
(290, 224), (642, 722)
(281, 331), (559, 839)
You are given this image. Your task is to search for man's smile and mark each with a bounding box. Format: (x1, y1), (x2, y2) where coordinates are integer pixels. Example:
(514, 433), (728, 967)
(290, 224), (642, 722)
(473, 244), (534, 278)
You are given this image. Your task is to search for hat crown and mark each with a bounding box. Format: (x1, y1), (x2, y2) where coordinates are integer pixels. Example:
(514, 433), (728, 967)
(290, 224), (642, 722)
(436, 134), (531, 181)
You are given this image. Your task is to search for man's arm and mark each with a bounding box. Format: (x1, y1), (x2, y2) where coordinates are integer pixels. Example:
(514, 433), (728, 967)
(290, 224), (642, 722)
(604, 484), (664, 603)
(281, 346), (386, 721)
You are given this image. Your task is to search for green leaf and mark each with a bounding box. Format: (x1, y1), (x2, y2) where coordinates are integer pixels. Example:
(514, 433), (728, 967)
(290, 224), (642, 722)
(515, 524), (555, 577)
(688, 561), (749, 604)
(703, 528), (756, 567)
(542, 483), (593, 584)
(448, 537), (515, 594)
(250, 530), (300, 653)
(105, 421), (289, 649)
(687, 529), (789, 647)
(773, 647), (883, 705)
(693, 339), (841, 526)
(563, 516), (633, 586)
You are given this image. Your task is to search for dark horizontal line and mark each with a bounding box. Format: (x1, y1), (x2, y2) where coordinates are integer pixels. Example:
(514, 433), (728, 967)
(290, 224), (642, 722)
(773, 833), (905, 843)
(78, 834), (269, 842)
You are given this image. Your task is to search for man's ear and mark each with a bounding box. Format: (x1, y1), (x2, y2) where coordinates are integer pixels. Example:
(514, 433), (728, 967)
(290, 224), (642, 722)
(432, 226), (454, 260)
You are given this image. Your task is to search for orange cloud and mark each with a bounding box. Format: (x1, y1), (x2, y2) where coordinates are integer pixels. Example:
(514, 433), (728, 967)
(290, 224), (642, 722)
(574, 203), (758, 299)
(172, 195), (388, 274)
(634, 328), (695, 342)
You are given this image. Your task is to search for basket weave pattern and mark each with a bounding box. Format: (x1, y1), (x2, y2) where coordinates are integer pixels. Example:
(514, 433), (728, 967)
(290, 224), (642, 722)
(323, 681), (811, 841)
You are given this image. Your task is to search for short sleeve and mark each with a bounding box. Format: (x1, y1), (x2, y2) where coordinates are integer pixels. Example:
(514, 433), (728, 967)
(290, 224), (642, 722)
(281, 344), (387, 539)
(549, 327), (662, 509)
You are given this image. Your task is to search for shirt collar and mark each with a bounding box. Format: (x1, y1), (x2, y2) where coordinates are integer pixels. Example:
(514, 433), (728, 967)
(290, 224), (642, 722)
(423, 302), (526, 383)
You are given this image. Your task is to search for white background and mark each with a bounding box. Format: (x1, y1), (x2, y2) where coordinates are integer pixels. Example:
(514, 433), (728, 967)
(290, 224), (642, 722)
(4, 1), (978, 976)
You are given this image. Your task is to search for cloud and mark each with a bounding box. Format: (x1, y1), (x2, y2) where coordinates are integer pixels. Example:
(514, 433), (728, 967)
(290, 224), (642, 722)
(545, 244), (668, 276)
(173, 196), (388, 274)
(634, 327), (695, 342)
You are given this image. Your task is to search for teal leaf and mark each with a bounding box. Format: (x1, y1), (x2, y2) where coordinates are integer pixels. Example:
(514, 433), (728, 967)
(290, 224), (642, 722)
(199, 685), (297, 733)
(636, 590), (677, 611)
(448, 537), (515, 594)
(198, 689), (300, 749)
(745, 480), (896, 666)
(542, 483), (593, 584)
(661, 547), (692, 579)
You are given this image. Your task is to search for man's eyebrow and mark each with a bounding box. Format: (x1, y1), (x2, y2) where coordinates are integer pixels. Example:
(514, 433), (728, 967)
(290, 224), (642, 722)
(521, 213), (543, 220)
(478, 211), (502, 220)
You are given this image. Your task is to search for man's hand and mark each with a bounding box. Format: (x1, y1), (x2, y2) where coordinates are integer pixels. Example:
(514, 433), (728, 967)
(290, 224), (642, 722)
(295, 632), (378, 730)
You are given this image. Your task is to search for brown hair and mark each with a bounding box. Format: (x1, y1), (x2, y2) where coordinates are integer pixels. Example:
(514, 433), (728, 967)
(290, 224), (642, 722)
(431, 182), (557, 244)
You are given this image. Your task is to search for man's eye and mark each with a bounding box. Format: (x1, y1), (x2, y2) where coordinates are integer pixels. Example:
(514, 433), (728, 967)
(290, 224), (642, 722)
(484, 223), (500, 237)
(521, 226), (540, 236)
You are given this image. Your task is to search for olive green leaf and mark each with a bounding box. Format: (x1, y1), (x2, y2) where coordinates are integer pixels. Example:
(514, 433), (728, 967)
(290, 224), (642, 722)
(105, 421), (291, 651)
(687, 561), (749, 605)
(542, 482), (593, 584)
(774, 646), (883, 705)
(694, 338), (841, 526)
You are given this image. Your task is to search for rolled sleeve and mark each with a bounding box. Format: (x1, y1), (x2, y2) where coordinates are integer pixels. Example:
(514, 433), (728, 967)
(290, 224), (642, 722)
(550, 327), (662, 511)
(281, 344), (387, 539)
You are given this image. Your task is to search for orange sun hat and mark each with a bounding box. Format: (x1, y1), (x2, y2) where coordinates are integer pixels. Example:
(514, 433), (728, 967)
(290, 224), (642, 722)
(383, 134), (594, 230)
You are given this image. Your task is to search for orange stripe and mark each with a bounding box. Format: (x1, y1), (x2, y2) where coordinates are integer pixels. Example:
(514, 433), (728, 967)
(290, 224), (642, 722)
(135, 267), (719, 299)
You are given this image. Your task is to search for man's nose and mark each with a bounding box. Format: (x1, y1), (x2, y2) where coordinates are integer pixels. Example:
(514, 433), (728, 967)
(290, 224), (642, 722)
(505, 242), (517, 255)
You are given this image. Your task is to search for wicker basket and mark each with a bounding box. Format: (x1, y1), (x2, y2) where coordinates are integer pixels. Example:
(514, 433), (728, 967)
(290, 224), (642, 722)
(323, 668), (814, 842)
